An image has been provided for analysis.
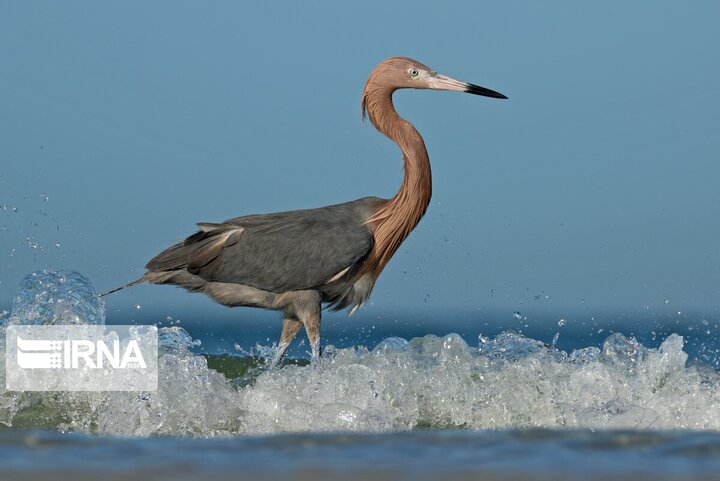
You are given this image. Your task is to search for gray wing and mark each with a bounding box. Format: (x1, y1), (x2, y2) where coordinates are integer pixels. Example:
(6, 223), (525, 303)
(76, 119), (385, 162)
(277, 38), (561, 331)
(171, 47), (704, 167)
(146, 197), (379, 293)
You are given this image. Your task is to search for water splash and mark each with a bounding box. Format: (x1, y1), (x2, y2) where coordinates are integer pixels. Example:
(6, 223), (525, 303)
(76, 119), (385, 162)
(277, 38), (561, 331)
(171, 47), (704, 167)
(1, 270), (720, 436)
(5, 270), (105, 326)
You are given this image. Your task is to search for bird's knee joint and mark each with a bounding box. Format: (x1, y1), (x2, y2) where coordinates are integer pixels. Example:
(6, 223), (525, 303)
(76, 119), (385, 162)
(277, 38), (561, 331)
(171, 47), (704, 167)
(279, 290), (321, 318)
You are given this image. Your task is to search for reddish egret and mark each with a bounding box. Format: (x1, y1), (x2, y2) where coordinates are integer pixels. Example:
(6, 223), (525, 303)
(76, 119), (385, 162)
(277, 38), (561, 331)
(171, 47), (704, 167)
(104, 57), (506, 364)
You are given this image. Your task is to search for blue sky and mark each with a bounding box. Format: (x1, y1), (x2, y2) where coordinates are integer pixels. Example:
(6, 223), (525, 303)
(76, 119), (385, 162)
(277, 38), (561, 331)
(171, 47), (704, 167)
(1, 1), (719, 325)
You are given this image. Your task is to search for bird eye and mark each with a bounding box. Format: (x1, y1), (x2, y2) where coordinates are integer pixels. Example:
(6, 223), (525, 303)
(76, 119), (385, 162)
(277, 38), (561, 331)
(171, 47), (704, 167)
(409, 68), (419, 77)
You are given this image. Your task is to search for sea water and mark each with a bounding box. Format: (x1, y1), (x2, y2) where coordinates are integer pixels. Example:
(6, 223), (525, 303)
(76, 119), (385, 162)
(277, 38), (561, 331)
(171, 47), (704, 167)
(1, 270), (720, 480)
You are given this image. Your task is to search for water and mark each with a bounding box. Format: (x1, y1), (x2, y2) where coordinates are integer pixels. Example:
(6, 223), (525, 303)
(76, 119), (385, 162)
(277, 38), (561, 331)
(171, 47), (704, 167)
(3, 430), (720, 481)
(2, 270), (720, 480)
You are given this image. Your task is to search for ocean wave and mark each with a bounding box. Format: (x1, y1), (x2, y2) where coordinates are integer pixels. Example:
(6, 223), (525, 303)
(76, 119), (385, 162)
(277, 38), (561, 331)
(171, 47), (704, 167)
(1, 270), (719, 436)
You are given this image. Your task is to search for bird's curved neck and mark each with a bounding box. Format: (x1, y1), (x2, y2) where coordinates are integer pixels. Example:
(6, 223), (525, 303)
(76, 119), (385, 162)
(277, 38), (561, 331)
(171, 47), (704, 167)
(362, 86), (432, 277)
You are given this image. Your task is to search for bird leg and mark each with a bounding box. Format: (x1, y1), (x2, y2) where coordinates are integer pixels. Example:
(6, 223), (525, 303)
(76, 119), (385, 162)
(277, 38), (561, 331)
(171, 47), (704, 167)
(304, 315), (322, 364)
(285, 290), (322, 363)
(276, 290), (322, 363)
(270, 317), (302, 368)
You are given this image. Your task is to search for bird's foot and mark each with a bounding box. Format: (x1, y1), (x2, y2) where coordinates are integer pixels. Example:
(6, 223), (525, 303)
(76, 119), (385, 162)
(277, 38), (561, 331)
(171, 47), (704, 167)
(269, 341), (290, 369)
(310, 341), (321, 364)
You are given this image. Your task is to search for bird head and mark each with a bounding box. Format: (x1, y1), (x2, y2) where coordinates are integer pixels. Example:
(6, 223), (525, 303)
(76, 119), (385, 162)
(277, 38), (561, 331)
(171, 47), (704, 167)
(363, 56), (507, 99)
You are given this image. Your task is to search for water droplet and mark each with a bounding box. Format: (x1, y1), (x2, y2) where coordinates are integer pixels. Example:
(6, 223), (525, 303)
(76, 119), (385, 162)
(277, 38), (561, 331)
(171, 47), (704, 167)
(25, 237), (40, 249)
(552, 332), (560, 346)
(512, 311), (522, 320)
(557, 318), (566, 327)
(134, 304), (142, 310)
(478, 333), (489, 345)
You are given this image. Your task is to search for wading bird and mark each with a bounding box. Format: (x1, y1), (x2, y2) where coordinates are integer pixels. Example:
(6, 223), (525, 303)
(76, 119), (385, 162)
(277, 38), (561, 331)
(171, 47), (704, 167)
(104, 57), (506, 365)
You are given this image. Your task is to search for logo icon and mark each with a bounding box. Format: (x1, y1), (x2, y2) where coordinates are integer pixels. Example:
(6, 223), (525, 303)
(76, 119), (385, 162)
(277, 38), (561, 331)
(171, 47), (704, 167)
(16, 338), (60, 369)
(6, 325), (158, 391)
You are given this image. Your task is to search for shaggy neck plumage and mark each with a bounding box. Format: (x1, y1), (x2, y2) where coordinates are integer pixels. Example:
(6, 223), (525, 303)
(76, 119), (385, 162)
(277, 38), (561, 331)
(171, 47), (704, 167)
(360, 83), (432, 278)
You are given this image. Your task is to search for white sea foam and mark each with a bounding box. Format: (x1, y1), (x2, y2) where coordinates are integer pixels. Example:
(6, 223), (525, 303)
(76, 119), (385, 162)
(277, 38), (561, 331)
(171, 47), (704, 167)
(1, 270), (720, 436)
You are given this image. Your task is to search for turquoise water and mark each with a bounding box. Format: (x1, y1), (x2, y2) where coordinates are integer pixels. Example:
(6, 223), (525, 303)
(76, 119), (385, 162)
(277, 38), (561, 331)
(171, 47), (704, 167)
(2, 270), (720, 480)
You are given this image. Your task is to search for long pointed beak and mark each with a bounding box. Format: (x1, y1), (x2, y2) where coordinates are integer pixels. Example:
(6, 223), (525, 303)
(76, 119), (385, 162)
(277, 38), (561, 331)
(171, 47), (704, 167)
(430, 74), (508, 99)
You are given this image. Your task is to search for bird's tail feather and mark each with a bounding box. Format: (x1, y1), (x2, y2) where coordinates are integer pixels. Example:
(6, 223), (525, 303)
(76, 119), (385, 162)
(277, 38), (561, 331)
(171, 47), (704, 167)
(99, 275), (148, 297)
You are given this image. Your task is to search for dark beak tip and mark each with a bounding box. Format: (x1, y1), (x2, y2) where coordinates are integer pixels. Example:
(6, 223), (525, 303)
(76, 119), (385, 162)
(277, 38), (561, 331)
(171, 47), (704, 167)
(466, 83), (508, 100)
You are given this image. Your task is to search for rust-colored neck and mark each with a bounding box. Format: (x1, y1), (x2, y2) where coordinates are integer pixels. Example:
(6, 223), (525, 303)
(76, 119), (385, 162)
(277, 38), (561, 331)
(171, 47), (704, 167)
(360, 84), (432, 278)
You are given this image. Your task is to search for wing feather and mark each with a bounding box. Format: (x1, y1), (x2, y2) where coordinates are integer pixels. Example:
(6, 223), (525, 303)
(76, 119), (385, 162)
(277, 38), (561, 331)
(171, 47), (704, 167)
(146, 198), (379, 293)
